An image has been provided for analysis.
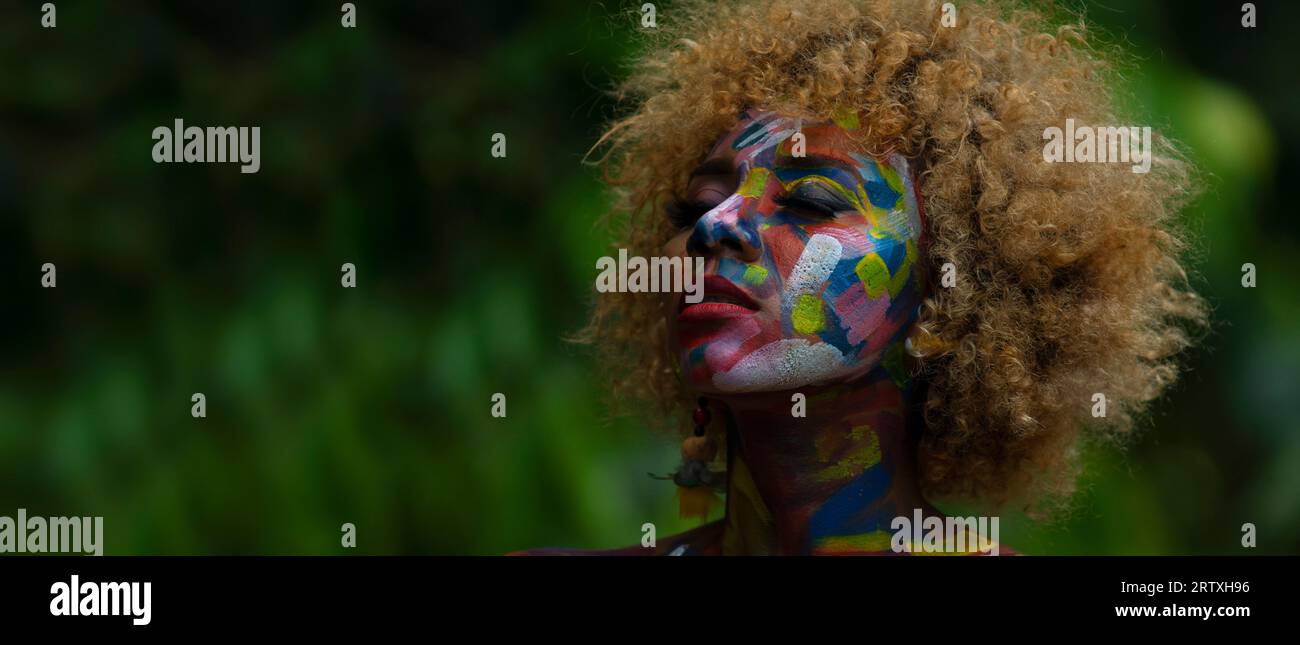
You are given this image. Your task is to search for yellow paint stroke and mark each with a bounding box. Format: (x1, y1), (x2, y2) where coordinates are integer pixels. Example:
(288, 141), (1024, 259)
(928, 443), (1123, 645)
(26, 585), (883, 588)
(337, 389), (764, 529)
(832, 106), (861, 131)
(738, 167), (771, 198)
(816, 423), (872, 461)
(784, 175), (867, 218)
(854, 239), (918, 300)
(814, 530), (893, 553)
(791, 293), (825, 334)
(899, 525), (999, 556)
(855, 253), (891, 299)
(813, 425), (881, 483)
(889, 239), (917, 297)
(879, 161), (906, 209)
(864, 200), (902, 240)
(742, 263), (768, 286)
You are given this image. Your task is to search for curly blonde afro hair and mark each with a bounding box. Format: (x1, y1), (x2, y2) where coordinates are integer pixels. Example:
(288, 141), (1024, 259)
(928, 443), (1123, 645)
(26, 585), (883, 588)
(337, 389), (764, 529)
(585, 0), (1206, 509)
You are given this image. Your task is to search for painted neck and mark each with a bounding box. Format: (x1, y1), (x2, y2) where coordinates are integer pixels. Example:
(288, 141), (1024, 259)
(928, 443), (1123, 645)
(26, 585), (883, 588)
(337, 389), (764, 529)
(713, 368), (936, 555)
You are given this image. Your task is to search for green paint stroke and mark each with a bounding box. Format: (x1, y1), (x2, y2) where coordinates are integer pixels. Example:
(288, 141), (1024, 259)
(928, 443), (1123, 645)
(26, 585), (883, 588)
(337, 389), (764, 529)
(738, 167), (771, 198)
(882, 341), (909, 388)
(792, 292), (825, 334)
(814, 425), (881, 483)
(832, 106), (861, 131)
(889, 239), (918, 297)
(854, 239), (918, 300)
(879, 161), (906, 210)
(742, 263), (769, 286)
(855, 253), (891, 299)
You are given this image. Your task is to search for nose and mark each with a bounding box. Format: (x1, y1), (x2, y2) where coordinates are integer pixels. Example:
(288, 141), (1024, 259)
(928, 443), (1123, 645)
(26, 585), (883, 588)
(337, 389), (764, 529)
(686, 195), (763, 263)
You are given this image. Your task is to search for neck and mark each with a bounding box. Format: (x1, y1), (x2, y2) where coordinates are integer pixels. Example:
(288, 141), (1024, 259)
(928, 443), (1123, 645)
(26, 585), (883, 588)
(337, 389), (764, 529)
(714, 367), (938, 555)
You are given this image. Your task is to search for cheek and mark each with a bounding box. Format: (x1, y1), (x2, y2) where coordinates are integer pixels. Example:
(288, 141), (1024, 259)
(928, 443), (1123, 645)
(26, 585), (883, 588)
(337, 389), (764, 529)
(765, 225), (811, 285)
(792, 219), (920, 355)
(823, 252), (889, 350)
(841, 235), (921, 352)
(778, 232), (843, 330)
(759, 223), (880, 346)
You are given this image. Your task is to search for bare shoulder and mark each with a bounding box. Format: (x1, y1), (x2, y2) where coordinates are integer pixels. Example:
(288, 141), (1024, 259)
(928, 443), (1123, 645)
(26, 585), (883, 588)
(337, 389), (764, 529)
(509, 520), (725, 556)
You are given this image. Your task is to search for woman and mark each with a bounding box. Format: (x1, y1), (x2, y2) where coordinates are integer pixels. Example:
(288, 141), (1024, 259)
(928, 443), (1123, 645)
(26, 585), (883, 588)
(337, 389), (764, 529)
(531, 0), (1204, 555)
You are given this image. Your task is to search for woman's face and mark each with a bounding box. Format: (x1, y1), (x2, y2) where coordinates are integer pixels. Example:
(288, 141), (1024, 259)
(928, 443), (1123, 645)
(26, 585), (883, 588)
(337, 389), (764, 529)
(665, 110), (925, 394)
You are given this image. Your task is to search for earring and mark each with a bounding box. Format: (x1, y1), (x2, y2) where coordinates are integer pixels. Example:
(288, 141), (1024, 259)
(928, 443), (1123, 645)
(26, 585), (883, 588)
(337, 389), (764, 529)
(904, 325), (952, 359)
(650, 397), (722, 522)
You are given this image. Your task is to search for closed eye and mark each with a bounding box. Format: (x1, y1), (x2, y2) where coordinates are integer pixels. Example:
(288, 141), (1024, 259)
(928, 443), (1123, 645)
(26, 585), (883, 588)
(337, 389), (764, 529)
(776, 182), (855, 218)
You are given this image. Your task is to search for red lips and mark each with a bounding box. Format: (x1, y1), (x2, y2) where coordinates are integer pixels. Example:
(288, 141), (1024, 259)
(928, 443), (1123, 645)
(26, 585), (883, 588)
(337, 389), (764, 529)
(677, 275), (761, 322)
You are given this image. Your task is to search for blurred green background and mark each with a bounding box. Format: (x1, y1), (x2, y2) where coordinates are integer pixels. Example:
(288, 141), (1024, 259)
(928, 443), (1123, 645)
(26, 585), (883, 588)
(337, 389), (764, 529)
(0, 0), (1296, 555)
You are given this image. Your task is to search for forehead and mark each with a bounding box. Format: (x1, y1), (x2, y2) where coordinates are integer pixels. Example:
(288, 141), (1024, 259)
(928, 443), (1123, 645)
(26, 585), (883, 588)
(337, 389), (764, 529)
(705, 110), (861, 168)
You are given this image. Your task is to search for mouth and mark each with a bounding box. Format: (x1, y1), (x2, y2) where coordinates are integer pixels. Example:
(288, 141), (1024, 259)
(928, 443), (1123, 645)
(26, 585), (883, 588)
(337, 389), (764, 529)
(678, 275), (761, 321)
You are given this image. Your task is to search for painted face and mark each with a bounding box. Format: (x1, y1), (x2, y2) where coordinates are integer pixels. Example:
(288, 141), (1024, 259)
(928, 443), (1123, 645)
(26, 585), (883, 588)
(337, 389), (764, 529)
(665, 110), (925, 394)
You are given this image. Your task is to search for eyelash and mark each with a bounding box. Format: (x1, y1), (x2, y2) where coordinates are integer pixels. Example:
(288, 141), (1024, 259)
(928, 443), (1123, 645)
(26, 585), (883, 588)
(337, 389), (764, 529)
(665, 186), (851, 228)
(776, 195), (837, 218)
(776, 187), (851, 219)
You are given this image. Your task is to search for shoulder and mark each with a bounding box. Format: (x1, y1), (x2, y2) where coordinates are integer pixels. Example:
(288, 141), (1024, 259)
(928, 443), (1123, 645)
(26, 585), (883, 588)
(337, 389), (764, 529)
(509, 520), (726, 556)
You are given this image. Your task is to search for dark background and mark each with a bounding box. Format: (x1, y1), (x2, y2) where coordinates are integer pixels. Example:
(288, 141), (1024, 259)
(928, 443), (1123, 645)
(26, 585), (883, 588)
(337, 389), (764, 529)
(0, 0), (1296, 554)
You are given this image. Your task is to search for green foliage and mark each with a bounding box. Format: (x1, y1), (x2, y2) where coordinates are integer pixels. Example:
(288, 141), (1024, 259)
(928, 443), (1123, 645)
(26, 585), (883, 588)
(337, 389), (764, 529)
(0, 0), (1296, 554)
